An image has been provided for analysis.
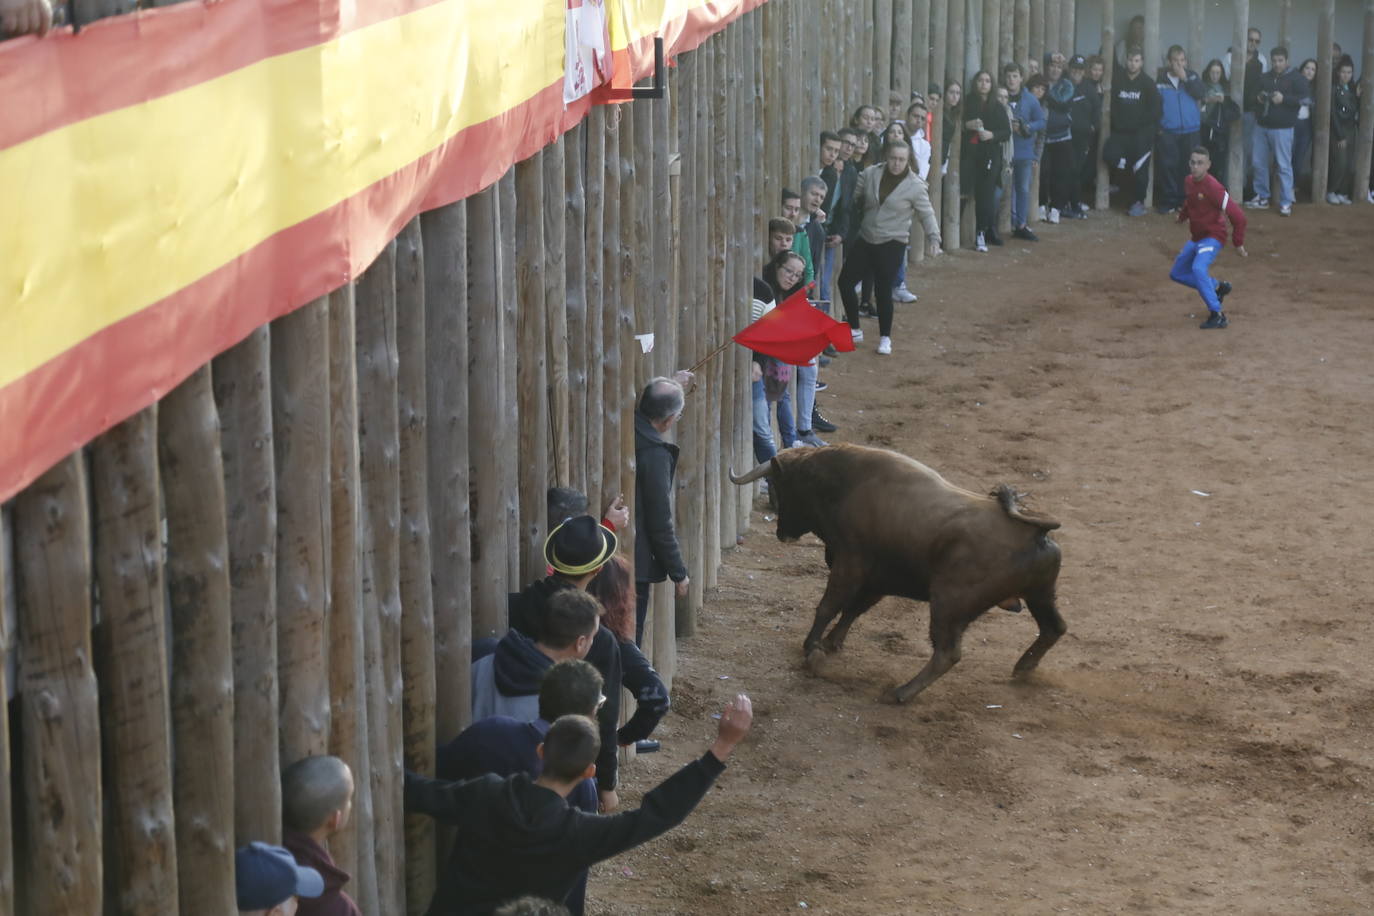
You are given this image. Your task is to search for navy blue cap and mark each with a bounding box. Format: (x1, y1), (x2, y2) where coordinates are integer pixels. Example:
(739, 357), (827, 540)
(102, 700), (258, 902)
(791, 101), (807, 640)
(235, 842), (324, 910)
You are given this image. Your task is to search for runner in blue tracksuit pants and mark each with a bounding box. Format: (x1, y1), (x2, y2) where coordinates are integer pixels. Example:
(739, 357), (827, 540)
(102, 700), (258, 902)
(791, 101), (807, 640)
(1170, 147), (1248, 329)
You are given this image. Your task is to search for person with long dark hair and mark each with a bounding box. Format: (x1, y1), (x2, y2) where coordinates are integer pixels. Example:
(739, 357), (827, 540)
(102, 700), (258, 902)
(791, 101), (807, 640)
(1199, 59), (1235, 181)
(587, 554), (670, 754)
(1327, 57), (1359, 204)
(962, 69), (1011, 251)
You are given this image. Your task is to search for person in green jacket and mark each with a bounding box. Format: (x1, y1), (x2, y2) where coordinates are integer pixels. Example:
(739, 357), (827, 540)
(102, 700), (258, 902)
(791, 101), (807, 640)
(781, 188), (815, 285)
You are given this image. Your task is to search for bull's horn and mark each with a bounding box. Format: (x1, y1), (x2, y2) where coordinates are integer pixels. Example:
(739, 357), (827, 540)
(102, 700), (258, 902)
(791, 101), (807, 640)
(729, 462), (771, 484)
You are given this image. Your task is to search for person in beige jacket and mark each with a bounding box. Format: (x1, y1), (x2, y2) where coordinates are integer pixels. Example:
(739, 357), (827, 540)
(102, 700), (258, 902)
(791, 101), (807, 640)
(837, 142), (942, 355)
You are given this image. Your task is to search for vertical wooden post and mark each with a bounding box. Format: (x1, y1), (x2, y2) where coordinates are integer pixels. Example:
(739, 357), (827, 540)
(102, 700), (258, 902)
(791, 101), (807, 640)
(563, 127), (589, 494)
(584, 111), (607, 512)
(654, 79), (675, 381)
(159, 367), (237, 915)
(761, 7), (782, 204)
(1143, 0), (1161, 207)
(632, 96), (655, 578)
(13, 454), (101, 915)
(1312, 0), (1335, 201)
(544, 138), (571, 484)
(1015, 0), (1030, 70)
(1187, 0), (1205, 76)
(421, 201), (472, 747)
(705, 33), (727, 588)
(914, 0), (932, 99)
(1357, 0), (1374, 202)
(272, 297), (332, 764)
(356, 242), (405, 916)
(969, 0), (984, 82)
(1096, 0), (1116, 209)
(515, 153), (550, 586)
(601, 111), (624, 516)
(1002, 0), (1016, 69)
(873, 0), (895, 100)
(617, 103), (639, 589)
(1030, 0), (1045, 71)
(1046, 0), (1061, 56)
(499, 174), (522, 588)
(92, 409), (179, 916)
(396, 218), (437, 915)
(895, 0), (914, 103)
(1227, 0), (1250, 202)
(1061, 0), (1074, 56)
(733, 19), (752, 540)
(945, 0), (965, 249)
(864, 0), (880, 102)
(1277, 0), (1292, 51)
(675, 48), (700, 639)
(467, 185), (509, 640)
(325, 283), (377, 913)
(212, 326), (280, 845)
(0, 515), (11, 916)
(930, 0), (949, 232)
(983, 0), (1001, 73)
(0, 515), (12, 916)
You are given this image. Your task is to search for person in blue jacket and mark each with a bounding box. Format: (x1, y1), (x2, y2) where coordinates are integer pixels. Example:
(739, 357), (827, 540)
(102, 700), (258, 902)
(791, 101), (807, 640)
(1154, 45), (1206, 213)
(1004, 61), (1046, 240)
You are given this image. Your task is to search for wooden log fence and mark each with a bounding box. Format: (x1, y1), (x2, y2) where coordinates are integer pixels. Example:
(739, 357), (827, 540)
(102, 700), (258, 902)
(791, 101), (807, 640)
(4, 2), (1373, 912)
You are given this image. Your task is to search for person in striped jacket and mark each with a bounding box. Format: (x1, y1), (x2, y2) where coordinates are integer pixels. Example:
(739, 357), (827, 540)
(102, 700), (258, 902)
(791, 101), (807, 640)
(1170, 146), (1248, 330)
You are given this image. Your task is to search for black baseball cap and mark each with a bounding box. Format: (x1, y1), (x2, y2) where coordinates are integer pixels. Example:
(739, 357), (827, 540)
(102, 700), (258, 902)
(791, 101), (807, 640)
(1069, 54), (1088, 69)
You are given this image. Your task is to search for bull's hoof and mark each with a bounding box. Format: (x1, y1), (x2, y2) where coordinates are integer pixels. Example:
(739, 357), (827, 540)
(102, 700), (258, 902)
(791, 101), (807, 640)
(803, 647), (828, 673)
(879, 686), (909, 705)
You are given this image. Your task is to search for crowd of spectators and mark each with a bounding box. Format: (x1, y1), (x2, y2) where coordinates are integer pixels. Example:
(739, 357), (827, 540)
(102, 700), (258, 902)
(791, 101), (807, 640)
(745, 23), (1370, 458)
(233, 374), (751, 916)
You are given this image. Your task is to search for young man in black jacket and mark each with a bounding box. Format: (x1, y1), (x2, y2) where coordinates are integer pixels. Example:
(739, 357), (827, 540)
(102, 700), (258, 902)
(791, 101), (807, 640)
(1246, 47), (1306, 216)
(406, 695), (754, 916)
(1102, 48), (1159, 216)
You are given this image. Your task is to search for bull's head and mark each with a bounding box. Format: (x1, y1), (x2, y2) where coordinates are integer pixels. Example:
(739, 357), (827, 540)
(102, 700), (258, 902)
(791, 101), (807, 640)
(729, 454), (812, 542)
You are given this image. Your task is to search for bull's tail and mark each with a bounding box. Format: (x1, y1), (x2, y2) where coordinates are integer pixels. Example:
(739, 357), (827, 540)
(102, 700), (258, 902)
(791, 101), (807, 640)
(992, 484), (1061, 531)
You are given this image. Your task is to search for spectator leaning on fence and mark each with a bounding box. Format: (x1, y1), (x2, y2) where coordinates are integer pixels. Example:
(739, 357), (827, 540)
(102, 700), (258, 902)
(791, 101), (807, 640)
(281, 756), (362, 916)
(1006, 62), (1046, 241)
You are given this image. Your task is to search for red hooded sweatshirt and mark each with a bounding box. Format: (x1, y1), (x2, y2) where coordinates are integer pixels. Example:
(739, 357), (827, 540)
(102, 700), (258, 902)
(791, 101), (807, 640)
(1178, 172), (1246, 247)
(282, 831), (362, 916)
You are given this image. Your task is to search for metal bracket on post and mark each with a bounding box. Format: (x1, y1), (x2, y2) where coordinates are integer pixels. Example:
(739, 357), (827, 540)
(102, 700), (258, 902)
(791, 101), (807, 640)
(598, 37), (666, 102)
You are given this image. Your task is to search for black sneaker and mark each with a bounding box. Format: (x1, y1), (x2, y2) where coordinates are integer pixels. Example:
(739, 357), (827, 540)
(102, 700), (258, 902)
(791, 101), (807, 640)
(635, 739), (661, 754)
(814, 380), (829, 391)
(1012, 226), (1039, 241)
(1215, 280), (1232, 304)
(823, 344), (839, 357)
(858, 302), (876, 318)
(986, 229), (1004, 246)
(1199, 311), (1228, 329)
(811, 409), (838, 433)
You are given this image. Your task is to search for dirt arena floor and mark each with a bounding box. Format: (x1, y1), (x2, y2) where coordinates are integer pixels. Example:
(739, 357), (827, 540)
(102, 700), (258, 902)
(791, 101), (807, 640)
(589, 201), (1374, 914)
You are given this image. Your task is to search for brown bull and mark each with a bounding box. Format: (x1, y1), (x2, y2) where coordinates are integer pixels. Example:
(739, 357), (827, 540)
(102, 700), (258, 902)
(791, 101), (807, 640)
(730, 444), (1065, 702)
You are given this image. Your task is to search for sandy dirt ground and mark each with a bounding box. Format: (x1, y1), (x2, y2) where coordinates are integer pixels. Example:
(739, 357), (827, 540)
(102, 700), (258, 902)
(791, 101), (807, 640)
(588, 202), (1374, 915)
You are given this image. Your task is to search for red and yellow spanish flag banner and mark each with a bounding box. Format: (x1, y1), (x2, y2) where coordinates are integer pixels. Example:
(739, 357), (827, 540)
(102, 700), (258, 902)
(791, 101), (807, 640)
(0, 0), (762, 503)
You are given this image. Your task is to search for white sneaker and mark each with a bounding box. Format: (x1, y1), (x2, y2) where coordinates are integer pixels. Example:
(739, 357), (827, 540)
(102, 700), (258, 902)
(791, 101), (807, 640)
(1278, 203), (1291, 216)
(1368, 190), (1374, 204)
(1078, 202), (1090, 213)
(975, 231), (988, 252)
(1326, 192), (1342, 205)
(1340, 194), (1353, 205)
(877, 336), (892, 355)
(892, 284), (918, 303)
(1048, 207), (1061, 224)
(851, 328), (864, 343)
(1038, 205), (1048, 221)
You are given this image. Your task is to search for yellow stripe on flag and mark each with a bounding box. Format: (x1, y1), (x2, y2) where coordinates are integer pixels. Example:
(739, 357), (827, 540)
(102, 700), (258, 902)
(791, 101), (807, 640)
(0, 0), (562, 390)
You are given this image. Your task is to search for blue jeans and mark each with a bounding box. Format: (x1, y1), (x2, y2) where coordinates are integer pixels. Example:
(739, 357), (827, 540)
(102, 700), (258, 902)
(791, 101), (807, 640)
(1251, 125), (1294, 207)
(1169, 238), (1223, 312)
(1011, 158), (1034, 227)
(751, 378), (776, 463)
(795, 361), (816, 433)
(819, 245), (836, 313)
